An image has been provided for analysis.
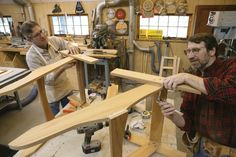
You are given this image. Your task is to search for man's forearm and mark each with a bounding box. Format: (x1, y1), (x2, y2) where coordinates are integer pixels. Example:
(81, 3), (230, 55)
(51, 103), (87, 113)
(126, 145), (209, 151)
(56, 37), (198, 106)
(184, 74), (207, 95)
(169, 112), (185, 128)
(53, 65), (67, 79)
(45, 65), (67, 85)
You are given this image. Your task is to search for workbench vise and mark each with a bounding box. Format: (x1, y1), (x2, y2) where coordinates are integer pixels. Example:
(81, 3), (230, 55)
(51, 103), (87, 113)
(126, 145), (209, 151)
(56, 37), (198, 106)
(77, 122), (107, 154)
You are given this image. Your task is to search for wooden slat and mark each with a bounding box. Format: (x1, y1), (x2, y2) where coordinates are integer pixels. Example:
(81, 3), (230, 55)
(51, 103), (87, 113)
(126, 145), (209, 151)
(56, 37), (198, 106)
(111, 68), (201, 95)
(162, 66), (174, 69)
(36, 77), (54, 121)
(76, 61), (86, 104)
(129, 134), (149, 146)
(0, 47), (28, 53)
(106, 83), (119, 99)
(159, 57), (165, 76)
(172, 57), (177, 75)
(129, 134), (186, 157)
(86, 53), (117, 59)
(128, 142), (157, 157)
(0, 57), (74, 96)
(176, 57), (181, 74)
(9, 84), (161, 150)
(19, 144), (43, 157)
(86, 48), (118, 55)
(109, 111), (128, 157)
(78, 47), (118, 55)
(59, 50), (99, 64)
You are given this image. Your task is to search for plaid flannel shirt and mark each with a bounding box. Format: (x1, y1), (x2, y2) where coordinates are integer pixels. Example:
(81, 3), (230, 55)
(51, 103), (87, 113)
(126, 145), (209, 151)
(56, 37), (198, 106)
(180, 58), (236, 148)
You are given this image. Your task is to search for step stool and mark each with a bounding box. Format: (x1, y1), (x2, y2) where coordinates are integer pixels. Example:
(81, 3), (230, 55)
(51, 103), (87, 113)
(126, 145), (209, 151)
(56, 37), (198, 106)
(159, 56), (180, 77)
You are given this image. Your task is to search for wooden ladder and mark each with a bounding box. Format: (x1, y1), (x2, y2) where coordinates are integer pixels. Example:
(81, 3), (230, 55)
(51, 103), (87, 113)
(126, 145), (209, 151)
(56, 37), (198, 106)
(159, 56), (180, 77)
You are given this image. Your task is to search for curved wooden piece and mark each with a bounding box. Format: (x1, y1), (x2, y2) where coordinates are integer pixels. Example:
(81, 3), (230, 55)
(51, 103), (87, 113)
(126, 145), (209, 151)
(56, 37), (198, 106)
(9, 84), (161, 150)
(111, 68), (201, 95)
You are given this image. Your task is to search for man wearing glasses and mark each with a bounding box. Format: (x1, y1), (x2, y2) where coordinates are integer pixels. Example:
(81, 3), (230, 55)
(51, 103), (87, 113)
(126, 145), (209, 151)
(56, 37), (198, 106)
(21, 20), (80, 115)
(159, 33), (236, 156)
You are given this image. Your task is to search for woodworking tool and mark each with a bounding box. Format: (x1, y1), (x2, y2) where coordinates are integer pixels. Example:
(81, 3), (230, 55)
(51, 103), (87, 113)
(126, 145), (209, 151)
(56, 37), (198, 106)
(77, 122), (108, 154)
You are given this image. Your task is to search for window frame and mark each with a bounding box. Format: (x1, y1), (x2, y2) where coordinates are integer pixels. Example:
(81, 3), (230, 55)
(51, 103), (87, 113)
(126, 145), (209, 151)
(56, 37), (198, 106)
(48, 14), (90, 37)
(137, 13), (192, 40)
(0, 16), (13, 36)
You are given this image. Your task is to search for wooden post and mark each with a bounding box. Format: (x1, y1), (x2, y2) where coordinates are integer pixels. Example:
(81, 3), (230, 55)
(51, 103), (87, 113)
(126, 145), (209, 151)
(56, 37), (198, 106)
(149, 92), (164, 142)
(76, 61), (86, 105)
(109, 111), (128, 157)
(36, 77), (54, 121)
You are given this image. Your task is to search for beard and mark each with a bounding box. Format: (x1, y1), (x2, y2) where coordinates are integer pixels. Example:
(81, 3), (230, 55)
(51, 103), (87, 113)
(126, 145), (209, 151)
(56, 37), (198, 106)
(190, 59), (209, 71)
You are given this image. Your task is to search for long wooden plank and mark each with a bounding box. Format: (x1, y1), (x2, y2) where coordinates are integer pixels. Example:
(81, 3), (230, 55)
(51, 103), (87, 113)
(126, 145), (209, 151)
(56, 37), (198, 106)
(0, 57), (74, 96)
(86, 53), (117, 59)
(9, 84), (161, 150)
(86, 48), (118, 55)
(77, 47), (118, 55)
(111, 68), (201, 95)
(0, 47), (28, 52)
(59, 50), (99, 64)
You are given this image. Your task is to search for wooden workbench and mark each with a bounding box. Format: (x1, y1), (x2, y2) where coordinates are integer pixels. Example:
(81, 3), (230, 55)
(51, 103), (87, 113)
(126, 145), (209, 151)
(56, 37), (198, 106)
(0, 47), (28, 68)
(0, 47), (28, 56)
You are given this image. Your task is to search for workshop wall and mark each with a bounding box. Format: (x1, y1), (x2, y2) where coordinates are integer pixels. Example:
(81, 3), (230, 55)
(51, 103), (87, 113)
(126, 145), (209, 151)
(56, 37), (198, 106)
(0, 0), (236, 74)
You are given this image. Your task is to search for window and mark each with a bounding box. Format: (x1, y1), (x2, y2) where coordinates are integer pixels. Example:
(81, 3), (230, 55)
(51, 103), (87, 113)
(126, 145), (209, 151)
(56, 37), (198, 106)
(0, 16), (13, 35)
(49, 14), (89, 36)
(139, 15), (190, 39)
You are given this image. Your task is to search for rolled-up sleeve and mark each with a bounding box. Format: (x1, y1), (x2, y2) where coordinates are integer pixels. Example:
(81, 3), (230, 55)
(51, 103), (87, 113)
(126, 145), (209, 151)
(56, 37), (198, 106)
(203, 61), (236, 105)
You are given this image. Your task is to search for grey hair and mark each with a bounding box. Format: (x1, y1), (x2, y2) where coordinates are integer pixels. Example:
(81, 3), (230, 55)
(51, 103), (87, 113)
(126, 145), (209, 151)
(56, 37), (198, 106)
(21, 20), (39, 39)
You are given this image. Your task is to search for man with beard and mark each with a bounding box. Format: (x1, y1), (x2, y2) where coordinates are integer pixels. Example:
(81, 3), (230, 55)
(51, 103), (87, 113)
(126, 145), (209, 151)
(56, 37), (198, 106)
(21, 20), (80, 115)
(159, 33), (236, 157)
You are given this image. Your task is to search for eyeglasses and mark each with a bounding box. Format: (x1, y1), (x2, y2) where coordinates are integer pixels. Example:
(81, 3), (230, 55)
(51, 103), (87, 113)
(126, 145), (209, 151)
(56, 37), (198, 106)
(31, 29), (46, 38)
(184, 47), (205, 55)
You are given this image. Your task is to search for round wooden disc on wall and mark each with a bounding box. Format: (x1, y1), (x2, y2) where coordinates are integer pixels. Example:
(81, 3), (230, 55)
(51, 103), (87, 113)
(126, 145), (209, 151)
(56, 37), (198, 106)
(143, 0), (154, 12)
(116, 20), (128, 35)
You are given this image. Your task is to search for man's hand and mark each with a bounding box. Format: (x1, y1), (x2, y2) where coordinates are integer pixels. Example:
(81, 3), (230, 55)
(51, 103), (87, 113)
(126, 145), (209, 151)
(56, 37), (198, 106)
(163, 73), (207, 94)
(68, 45), (80, 54)
(159, 101), (176, 119)
(63, 61), (76, 69)
(159, 100), (185, 127)
(163, 73), (188, 90)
